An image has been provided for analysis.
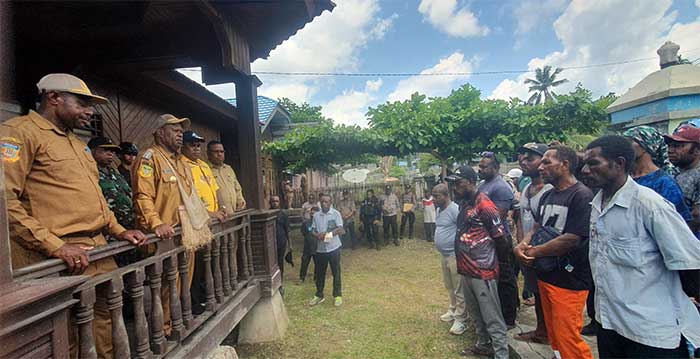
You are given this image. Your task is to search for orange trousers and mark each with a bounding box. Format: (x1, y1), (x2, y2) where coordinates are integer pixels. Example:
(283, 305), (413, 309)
(538, 280), (593, 359)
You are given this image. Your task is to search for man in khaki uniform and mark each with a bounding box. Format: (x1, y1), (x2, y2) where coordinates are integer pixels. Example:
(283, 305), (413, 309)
(132, 113), (194, 332)
(206, 140), (246, 216)
(1, 73), (147, 358)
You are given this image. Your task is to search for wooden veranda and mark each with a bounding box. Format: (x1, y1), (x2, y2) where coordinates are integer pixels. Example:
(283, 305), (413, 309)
(0, 1), (333, 357)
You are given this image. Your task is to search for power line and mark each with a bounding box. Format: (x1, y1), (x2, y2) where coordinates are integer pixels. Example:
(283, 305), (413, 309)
(179, 47), (700, 78)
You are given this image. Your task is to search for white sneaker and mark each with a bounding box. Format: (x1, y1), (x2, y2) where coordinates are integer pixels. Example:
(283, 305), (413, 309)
(440, 310), (455, 322)
(449, 321), (468, 335)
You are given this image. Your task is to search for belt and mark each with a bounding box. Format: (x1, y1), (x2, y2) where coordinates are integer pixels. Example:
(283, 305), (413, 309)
(62, 230), (104, 238)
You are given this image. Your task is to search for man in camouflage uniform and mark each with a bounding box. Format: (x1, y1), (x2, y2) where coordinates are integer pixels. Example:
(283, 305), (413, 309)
(89, 136), (140, 266)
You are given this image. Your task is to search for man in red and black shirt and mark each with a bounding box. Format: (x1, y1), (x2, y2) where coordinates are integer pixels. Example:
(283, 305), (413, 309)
(447, 166), (509, 359)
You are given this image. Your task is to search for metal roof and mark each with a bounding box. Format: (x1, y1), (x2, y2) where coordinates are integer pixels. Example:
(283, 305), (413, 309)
(227, 96), (283, 124)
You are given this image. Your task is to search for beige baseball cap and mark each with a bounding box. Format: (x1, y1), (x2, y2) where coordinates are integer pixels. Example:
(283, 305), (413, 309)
(154, 114), (191, 132)
(36, 73), (109, 104)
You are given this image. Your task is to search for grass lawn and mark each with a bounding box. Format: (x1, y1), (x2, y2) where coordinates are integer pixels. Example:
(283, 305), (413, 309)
(236, 211), (479, 358)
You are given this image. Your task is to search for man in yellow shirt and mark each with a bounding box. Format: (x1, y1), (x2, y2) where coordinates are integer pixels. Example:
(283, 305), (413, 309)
(182, 130), (226, 313)
(182, 131), (225, 219)
(206, 140), (246, 215)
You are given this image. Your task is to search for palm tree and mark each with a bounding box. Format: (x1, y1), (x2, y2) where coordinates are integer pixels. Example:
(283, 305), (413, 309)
(525, 66), (568, 105)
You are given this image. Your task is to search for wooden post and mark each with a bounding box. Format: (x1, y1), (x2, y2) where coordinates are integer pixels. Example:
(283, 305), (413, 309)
(0, 160), (11, 285)
(125, 269), (151, 359)
(146, 262), (166, 354)
(233, 74), (265, 210)
(178, 251), (194, 329)
(211, 236), (224, 304)
(164, 255), (184, 340)
(220, 235), (232, 296)
(106, 278), (130, 359)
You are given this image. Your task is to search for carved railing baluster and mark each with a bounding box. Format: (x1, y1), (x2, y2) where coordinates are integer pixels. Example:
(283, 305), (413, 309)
(229, 231), (238, 290)
(211, 236), (224, 303)
(75, 288), (97, 359)
(178, 251), (193, 329)
(245, 224), (254, 277)
(239, 226), (250, 280)
(203, 244), (216, 311)
(220, 235), (232, 296)
(125, 269), (150, 359)
(165, 255), (184, 341)
(146, 262), (166, 354)
(106, 278), (130, 359)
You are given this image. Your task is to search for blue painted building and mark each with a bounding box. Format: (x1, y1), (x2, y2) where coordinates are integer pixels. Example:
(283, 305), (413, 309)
(607, 42), (700, 134)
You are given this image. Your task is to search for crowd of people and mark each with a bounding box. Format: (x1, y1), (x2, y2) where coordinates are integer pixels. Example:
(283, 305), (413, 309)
(294, 128), (700, 359)
(1, 74), (248, 356)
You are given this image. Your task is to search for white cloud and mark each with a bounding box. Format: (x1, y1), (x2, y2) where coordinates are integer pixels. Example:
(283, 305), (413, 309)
(418, 0), (489, 38)
(512, 0), (568, 35)
(251, 0), (397, 104)
(387, 52), (477, 102)
(490, 0), (700, 101)
(322, 79), (383, 127)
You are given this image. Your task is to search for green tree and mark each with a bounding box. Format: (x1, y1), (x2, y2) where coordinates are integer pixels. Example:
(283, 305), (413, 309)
(524, 66), (568, 105)
(278, 97), (326, 123)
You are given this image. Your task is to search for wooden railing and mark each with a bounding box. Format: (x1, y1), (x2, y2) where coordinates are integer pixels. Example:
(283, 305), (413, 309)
(10, 209), (280, 358)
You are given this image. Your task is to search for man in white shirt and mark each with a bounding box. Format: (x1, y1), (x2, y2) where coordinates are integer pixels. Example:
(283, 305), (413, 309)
(581, 135), (700, 358)
(309, 194), (346, 307)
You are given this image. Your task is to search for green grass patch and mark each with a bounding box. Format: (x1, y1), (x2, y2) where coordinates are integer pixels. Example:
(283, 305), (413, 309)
(237, 213), (478, 358)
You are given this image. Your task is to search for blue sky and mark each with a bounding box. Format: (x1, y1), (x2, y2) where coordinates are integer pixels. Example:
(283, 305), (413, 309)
(185, 0), (700, 127)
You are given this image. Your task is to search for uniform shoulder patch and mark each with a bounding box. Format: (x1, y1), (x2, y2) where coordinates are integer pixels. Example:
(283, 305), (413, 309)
(142, 149), (153, 160)
(1, 141), (21, 163)
(139, 164), (154, 178)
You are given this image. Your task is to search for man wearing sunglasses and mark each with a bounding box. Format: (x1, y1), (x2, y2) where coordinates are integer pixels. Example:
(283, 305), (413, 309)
(478, 151), (519, 328)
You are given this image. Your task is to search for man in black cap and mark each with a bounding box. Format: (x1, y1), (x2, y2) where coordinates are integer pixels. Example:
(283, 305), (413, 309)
(446, 166), (509, 358)
(89, 137), (136, 229)
(400, 184), (417, 239)
(514, 143), (552, 344)
(380, 185), (400, 246)
(118, 141), (138, 186)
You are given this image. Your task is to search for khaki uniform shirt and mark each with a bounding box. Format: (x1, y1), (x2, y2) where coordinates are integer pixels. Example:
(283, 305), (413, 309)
(380, 193), (400, 216)
(209, 162), (246, 215)
(1, 110), (126, 266)
(337, 198), (356, 222)
(133, 145), (192, 231)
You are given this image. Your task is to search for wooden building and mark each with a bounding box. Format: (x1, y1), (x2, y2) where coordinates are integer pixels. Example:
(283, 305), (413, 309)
(0, 1), (333, 358)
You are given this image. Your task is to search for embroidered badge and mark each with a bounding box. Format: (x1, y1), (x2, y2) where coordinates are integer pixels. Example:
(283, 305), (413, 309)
(1, 142), (20, 163)
(139, 164), (154, 177)
(1, 136), (23, 145)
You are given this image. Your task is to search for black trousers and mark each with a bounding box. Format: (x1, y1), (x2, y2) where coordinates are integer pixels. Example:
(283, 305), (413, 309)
(587, 281), (596, 321)
(597, 327), (688, 358)
(400, 211), (415, 238)
(383, 215), (398, 243)
(277, 241), (287, 279)
(363, 220), (379, 244)
(314, 248), (342, 298)
(423, 222), (435, 241)
(299, 254), (315, 281)
(342, 220), (357, 248)
(494, 234), (519, 325)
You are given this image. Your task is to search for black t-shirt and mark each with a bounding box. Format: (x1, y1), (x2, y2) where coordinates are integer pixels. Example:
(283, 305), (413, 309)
(535, 181), (593, 291)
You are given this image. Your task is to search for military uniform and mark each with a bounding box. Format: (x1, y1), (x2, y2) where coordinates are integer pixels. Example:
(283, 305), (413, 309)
(209, 162), (246, 215)
(99, 166), (135, 228)
(2, 109), (123, 358)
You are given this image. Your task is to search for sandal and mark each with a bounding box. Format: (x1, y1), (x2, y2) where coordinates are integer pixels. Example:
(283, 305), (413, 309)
(460, 345), (495, 357)
(514, 330), (549, 344)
